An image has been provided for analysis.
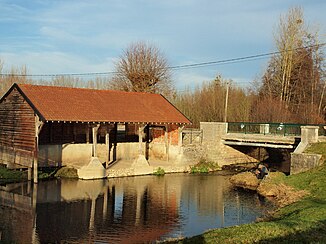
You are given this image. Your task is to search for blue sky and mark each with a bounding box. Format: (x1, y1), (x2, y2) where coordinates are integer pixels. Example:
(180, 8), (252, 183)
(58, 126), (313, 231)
(0, 0), (325, 90)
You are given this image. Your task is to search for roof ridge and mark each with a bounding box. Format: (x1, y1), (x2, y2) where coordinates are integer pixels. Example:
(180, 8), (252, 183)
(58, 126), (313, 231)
(17, 83), (160, 96)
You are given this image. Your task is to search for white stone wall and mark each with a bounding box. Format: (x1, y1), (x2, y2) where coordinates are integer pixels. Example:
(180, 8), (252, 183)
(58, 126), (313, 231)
(39, 141), (180, 167)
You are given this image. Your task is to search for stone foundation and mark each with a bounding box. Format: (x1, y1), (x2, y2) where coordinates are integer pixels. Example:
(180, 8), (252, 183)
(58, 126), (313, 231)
(290, 153), (322, 174)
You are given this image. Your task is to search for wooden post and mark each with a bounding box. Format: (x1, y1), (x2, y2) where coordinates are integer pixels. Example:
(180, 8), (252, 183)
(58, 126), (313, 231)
(33, 115), (43, 184)
(224, 81), (229, 122)
(138, 125), (143, 155)
(178, 125), (184, 154)
(178, 126), (184, 147)
(73, 123), (77, 142)
(145, 125), (150, 160)
(86, 125), (90, 144)
(33, 138), (38, 183)
(49, 122), (53, 143)
(106, 125), (110, 165)
(164, 125), (169, 161)
(27, 168), (32, 181)
(92, 124), (100, 157)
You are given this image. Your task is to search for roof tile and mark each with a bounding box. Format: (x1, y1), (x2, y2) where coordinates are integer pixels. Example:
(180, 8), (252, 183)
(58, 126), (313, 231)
(17, 84), (191, 124)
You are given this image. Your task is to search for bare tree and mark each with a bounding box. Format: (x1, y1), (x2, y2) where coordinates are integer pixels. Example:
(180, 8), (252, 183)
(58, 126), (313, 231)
(259, 7), (325, 123)
(0, 60), (30, 96)
(110, 42), (173, 96)
(173, 75), (251, 126)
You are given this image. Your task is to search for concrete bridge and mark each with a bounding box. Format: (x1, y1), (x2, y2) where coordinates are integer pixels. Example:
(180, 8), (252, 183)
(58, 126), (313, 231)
(194, 122), (325, 174)
(199, 122), (324, 149)
(221, 122), (325, 149)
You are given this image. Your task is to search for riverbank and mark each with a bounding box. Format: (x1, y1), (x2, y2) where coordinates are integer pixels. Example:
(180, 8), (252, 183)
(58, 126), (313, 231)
(0, 158), (219, 183)
(169, 142), (326, 243)
(0, 166), (58, 184)
(0, 165), (26, 184)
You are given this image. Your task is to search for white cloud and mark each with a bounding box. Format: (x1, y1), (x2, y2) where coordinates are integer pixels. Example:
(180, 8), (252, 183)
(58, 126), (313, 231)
(0, 51), (115, 76)
(0, 0), (325, 89)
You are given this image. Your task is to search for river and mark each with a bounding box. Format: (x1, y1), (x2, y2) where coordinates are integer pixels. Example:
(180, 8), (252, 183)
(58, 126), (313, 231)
(0, 172), (269, 243)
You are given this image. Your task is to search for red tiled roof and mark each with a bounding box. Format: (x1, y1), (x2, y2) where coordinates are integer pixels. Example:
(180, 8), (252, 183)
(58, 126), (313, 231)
(15, 84), (191, 124)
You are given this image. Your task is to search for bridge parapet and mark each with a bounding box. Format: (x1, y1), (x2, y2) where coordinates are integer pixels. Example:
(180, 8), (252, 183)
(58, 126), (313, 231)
(228, 122), (325, 137)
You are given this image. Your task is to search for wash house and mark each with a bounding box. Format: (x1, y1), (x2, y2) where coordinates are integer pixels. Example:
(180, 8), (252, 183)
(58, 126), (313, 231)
(0, 83), (191, 182)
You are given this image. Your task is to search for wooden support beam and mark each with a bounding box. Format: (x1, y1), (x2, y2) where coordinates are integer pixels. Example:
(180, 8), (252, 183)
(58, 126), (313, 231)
(178, 125), (184, 148)
(137, 124), (148, 156)
(33, 115), (44, 184)
(178, 125), (185, 154)
(106, 125), (110, 165)
(92, 124), (100, 157)
(27, 168), (32, 181)
(165, 125), (169, 161)
(73, 123), (77, 142)
(86, 125), (90, 144)
(49, 122), (53, 143)
(138, 125), (143, 155)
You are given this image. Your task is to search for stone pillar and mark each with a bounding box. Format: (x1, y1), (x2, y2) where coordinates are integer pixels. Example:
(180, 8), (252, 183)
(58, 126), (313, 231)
(291, 126), (320, 174)
(200, 122), (228, 142)
(301, 126), (319, 144)
(259, 124), (269, 134)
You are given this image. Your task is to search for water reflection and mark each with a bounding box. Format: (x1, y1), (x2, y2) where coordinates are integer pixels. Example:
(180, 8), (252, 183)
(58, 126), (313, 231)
(0, 173), (269, 243)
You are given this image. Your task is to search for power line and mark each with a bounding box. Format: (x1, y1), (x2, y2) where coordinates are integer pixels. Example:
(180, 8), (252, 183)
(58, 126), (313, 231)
(169, 42), (326, 70)
(0, 43), (325, 78)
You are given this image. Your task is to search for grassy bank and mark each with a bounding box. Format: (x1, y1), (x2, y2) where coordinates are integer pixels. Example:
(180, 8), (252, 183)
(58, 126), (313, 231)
(171, 142), (326, 243)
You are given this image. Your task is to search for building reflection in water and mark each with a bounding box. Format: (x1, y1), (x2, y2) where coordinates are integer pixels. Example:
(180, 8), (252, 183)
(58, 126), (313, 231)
(0, 173), (268, 243)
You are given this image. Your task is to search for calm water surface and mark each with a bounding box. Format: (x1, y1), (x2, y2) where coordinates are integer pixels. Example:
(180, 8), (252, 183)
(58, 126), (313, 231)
(0, 172), (269, 243)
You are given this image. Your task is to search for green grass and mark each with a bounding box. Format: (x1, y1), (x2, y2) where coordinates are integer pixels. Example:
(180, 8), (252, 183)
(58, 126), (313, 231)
(304, 142), (326, 155)
(170, 142), (326, 243)
(190, 159), (220, 174)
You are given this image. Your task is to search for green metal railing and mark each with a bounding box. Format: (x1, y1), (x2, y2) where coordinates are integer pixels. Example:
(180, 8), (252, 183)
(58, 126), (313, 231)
(227, 122), (326, 136)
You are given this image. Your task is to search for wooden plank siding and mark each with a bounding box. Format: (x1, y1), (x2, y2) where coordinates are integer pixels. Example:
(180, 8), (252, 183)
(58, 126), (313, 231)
(0, 87), (35, 168)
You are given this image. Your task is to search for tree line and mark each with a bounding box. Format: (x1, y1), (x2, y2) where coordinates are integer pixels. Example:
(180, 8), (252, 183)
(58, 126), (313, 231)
(0, 7), (324, 126)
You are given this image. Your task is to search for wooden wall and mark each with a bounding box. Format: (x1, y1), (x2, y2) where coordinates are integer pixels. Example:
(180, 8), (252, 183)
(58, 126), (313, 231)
(0, 87), (35, 168)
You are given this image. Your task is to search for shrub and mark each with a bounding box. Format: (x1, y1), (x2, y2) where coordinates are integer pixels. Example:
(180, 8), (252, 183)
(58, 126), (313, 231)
(153, 167), (165, 176)
(190, 158), (220, 174)
(55, 167), (78, 178)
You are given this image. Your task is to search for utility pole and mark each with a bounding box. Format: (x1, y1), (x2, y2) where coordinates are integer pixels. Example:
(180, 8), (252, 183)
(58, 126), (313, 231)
(224, 81), (229, 122)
